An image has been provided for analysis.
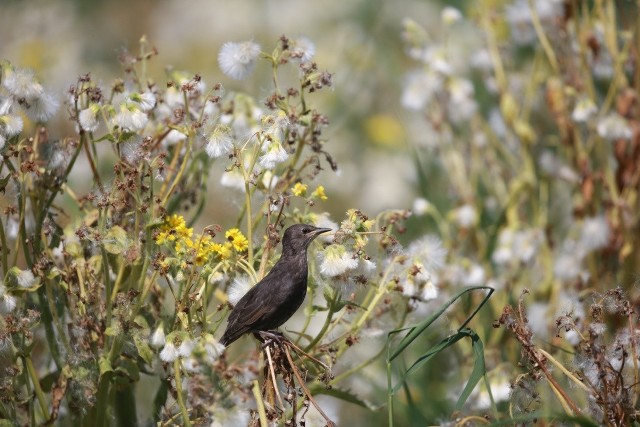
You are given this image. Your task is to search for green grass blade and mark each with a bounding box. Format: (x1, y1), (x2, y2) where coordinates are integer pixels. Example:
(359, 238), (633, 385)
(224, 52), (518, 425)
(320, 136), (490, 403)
(387, 286), (494, 362)
(454, 329), (485, 410)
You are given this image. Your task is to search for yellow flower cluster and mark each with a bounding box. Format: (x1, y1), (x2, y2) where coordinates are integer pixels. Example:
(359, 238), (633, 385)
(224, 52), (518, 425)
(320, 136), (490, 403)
(226, 228), (249, 252)
(312, 185), (328, 200)
(292, 182), (307, 196)
(155, 214), (192, 245)
(291, 183), (328, 201)
(155, 215), (249, 266)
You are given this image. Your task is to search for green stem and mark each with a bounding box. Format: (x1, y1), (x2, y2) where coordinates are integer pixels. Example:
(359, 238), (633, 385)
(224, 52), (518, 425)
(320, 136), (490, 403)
(161, 142), (191, 207)
(0, 213), (7, 275)
(304, 290), (337, 351)
(25, 355), (48, 420)
(173, 359), (192, 427)
(244, 181), (254, 267)
(252, 379), (268, 427)
(90, 374), (111, 427)
(102, 247), (113, 329)
(115, 385), (138, 427)
(387, 361), (394, 427)
(241, 137), (264, 267)
(528, 0), (558, 72)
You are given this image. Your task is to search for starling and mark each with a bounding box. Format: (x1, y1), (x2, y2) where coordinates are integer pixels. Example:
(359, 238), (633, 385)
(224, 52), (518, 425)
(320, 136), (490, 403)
(220, 224), (331, 346)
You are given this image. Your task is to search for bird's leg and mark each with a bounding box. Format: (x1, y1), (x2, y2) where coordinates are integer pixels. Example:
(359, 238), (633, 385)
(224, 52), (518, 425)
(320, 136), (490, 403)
(257, 330), (286, 348)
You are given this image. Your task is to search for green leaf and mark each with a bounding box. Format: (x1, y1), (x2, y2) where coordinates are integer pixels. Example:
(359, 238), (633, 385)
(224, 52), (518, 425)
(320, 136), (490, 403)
(115, 358), (140, 383)
(93, 133), (116, 143)
(322, 285), (338, 305)
(103, 226), (129, 254)
(65, 240), (83, 258)
(134, 334), (154, 365)
(309, 385), (379, 411)
(310, 305), (328, 312)
(392, 331), (467, 394)
(98, 356), (114, 376)
(0, 174), (11, 194)
(5, 266), (40, 292)
(387, 286), (494, 362)
(386, 285), (495, 417)
(455, 329), (486, 410)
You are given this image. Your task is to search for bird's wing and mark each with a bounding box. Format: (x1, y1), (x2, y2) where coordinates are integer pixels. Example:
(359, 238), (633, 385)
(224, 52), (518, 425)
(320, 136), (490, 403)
(222, 283), (273, 343)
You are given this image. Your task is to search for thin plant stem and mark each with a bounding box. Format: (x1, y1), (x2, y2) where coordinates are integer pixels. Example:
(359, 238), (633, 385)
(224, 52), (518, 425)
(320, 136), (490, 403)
(265, 346), (285, 411)
(25, 356), (48, 420)
(252, 380), (268, 427)
(283, 345), (336, 427)
(173, 359), (192, 427)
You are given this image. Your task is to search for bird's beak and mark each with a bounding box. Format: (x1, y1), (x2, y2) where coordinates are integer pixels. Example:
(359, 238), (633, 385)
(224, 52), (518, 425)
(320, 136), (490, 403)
(311, 227), (332, 237)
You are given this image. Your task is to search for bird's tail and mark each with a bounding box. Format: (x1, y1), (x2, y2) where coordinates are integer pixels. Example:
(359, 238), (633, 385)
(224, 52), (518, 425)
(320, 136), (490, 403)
(219, 331), (237, 347)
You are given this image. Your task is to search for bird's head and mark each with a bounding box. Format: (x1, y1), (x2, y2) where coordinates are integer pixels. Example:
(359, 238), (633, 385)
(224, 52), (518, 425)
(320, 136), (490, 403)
(281, 224), (332, 255)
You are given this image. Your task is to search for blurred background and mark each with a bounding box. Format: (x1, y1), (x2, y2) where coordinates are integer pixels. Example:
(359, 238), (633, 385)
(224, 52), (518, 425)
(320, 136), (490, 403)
(1, 0), (450, 219)
(3, 0), (640, 425)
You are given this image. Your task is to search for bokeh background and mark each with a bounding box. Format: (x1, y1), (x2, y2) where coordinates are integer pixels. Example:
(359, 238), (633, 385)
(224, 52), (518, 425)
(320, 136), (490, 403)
(3, 0), (640, 425)
(1, 0), (446, 219)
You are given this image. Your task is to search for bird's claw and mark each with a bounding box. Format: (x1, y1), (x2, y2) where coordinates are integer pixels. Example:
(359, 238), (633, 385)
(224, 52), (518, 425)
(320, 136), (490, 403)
(257, 330), (286, 348)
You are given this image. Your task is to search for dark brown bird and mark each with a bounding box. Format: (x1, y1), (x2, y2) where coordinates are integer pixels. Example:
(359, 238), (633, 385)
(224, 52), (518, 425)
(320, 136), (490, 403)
(220, 224), (331, 346)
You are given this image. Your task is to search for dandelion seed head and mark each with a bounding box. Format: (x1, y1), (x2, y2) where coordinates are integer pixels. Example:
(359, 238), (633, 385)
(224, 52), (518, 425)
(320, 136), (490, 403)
(131, 92), (156, 112)
(441, 6), (462, 26)
(319, 245), (358, 277)
(462, 263), (485, 287)
(17, 269), (35, 288)
(79, 105), (100, 132)
(178, 338), (195, 358)
(150, 326), (166, 348)
(164, 129), (187, 145)
(3, 67), (43, 99)
(291, 36), (316, 63)
(572, 97), (597, 123)
(401, 70), (441, 110)
(422, 278), (438, 300)
(580, 216), (610, 251)
(1, 114), (23, 136)
(205, 125), (234, 158)
(26, 92), (59, 122)
(258, 141), (288, 169)
(227, 275), (254, 306)
(412, 197), (430, 216)
(407, 235), (447, 271)
(453, 204), (478, 229)
(597, 113), (632, 141)
(159, 342), (178, 362)
(112, 103), (148, 132)
(204, 335), (225, 361)
(218, 41), (261, 80)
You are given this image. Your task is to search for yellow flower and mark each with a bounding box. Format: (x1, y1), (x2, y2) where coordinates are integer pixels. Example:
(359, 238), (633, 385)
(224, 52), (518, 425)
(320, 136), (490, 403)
(155, 233), (168, 245)
(192, 234), (215, 265)
(312, 185), (328, 200)
(225, 228), (249, 252)
(292, 182), (308, 197)
(155, 214), (193, 246)
(212, 242), (233, 259)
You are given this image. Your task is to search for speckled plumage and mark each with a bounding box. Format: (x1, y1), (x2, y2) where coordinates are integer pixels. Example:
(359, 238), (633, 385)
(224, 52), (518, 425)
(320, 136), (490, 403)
(220, 224), (331, 346)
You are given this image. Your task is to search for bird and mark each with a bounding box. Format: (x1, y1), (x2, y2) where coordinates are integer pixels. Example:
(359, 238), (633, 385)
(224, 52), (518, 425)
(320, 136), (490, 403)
(220, 224), (331, 347)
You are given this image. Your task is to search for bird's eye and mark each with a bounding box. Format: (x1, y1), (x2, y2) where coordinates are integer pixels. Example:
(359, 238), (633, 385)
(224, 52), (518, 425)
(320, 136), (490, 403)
(302, 228), (311, 234)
